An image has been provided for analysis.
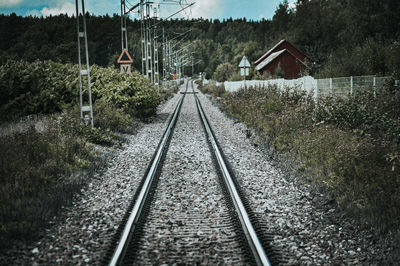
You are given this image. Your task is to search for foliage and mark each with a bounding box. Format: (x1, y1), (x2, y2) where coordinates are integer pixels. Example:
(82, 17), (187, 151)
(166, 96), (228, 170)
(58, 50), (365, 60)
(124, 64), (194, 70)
(0, 60), (161, 122)
(194, 79), (203, 87)
(1, 2), (399, 79)
(199, 81), (226, 98)
(159, 83), (180, 102)
(0, 59), (163, 249)
(93, 98), (134, 133)
(313, 89), (400, 145)
(223, 84), (400, 237)
(213, 62), (237, 82)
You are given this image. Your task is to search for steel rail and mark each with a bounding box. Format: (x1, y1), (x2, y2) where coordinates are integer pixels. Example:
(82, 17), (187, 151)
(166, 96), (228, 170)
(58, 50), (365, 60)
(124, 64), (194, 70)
(192, 81), (271, 266)
(108, 81), (188, 266)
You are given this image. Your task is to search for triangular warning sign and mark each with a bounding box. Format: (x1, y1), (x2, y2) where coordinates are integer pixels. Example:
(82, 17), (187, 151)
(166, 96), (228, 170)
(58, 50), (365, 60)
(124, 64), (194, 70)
(117, 49), (133, 64)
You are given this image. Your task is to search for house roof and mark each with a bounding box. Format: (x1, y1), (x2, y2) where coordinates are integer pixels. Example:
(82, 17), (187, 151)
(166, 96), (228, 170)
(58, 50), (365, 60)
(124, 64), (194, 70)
(255, 39), (286, 65)
(255, 50), (285, 71)
(255, 48), (307, 71)
(254, 39), (312, 66)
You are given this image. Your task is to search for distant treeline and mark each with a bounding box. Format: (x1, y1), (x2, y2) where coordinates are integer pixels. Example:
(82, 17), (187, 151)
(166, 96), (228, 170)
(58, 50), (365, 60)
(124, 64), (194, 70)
(0, 0), (399, 79)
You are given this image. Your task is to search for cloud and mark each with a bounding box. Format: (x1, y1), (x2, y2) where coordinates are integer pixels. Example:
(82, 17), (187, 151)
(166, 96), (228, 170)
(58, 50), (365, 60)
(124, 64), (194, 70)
(86, 0), (119, 16)
(0, 0), (23, 8)
(41, 2), (75, 17)
(190, 0), (223, 19)
(26, 9), (42, 17)
(156, 0), (223, 20)
(288, 0), (296, 10)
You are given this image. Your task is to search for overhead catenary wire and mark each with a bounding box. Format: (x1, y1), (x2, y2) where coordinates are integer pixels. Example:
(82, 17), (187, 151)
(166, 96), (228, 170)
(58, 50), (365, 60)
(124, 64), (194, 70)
(123, 0), (195, 82)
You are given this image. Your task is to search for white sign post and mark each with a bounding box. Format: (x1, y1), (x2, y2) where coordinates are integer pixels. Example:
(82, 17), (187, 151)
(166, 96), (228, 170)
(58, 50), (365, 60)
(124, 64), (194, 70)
(239, 56), (250, 89)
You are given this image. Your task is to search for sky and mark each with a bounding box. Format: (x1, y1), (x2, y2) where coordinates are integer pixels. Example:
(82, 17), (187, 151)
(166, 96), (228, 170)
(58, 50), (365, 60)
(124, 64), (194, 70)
(0, 0), (296, 21)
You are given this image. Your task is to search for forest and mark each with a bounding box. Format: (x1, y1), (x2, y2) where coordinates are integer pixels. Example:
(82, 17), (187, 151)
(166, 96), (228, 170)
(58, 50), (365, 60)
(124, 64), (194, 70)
(0, 0), (400, 80)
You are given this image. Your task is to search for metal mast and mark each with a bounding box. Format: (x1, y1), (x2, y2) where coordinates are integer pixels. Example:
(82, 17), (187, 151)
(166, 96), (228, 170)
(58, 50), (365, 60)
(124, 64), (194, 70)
(153, 7), (160, 90)
(162, 28), (167, 81)
(75, 0), (93, 127)
(121, 0), (128, 51)
(140, 0), (146, 75)
(146, 2), (153, 83)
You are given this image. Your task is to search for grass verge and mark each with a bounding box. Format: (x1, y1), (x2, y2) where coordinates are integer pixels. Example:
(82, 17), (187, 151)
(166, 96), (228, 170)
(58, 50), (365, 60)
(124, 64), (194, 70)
(0, 98), (139, 248)
(201, 82), (400, 249)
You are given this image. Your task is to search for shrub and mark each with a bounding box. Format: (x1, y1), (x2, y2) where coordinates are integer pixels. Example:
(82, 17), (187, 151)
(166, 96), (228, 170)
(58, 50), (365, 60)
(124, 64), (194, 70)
(93, 98), (133, 133)
(313, 89), (400, 145)
(0, 60), (162, 122)
(293, 126), (400, 230)
(213, 62), (236, 82)
(159, 85), (179, 102)
(199, 81), (226, 98)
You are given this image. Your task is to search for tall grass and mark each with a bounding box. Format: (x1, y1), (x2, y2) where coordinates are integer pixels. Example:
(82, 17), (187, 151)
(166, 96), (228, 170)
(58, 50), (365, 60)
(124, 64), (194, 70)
(220, 84), (400, 240)
(0, 117), (93, 247)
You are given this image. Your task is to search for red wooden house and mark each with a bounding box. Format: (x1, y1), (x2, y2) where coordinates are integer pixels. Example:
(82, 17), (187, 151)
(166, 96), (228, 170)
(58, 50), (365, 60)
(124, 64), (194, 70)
(254, 40), (313, 79)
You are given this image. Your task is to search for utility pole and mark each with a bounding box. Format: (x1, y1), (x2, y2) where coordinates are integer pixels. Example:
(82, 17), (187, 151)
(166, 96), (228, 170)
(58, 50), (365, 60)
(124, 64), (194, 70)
(146, 2), (153, 83)
(140, 0), (145, 76)
(121, 0), (128, 51)
(174, 50), (178, 78)
(137, 1), (196, 82)
(168, 41), (172, 78)
(75, 0), (93, 127)
(153, 6), (159, 90)
(162, 27), (166, 81)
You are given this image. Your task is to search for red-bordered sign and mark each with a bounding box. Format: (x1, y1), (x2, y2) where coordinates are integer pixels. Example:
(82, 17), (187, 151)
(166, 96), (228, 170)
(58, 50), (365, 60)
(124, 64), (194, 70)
(117, 49), (133, 64)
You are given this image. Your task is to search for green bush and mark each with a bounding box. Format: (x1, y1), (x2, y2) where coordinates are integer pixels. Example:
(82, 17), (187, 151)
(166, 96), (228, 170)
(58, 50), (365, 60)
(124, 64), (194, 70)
(213, 62), (236, 82)
(0, 97), (137, 248)
(93, 98), (133, 133)
(194, 79), (203, 87)
(293, 127), (400, 229)
(199, 81), (226, 98)
(313, 89), (400, 145)
(0, 60), (162, 122)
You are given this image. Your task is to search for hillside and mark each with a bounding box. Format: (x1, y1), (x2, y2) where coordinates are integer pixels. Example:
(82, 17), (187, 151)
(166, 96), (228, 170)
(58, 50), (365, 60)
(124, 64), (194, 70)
(1, 0), (399, 80)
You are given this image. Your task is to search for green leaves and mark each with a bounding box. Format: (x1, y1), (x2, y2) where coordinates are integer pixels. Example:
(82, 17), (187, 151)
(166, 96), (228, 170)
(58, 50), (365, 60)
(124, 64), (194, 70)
(0, 60), (162, 122)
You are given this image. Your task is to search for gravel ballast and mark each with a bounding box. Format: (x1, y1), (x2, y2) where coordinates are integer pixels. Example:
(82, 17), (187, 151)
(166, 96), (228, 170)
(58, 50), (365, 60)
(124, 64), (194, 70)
(133, 88), (247, 264)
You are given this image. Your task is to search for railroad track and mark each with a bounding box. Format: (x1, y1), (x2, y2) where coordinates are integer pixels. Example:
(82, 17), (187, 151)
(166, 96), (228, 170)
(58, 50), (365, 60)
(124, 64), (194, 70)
(104, 79), (277, 265)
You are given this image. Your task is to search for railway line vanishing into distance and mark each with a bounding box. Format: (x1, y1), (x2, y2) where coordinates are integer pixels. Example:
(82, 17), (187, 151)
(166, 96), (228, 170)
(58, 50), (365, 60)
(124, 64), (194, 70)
(104, 79), (278, 265)
(1, 78), (393, 265)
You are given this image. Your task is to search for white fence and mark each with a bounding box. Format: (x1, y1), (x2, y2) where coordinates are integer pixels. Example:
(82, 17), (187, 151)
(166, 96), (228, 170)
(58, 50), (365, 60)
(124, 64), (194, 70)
(316, 76), (392, 98)
(215, 76), (397, 98)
